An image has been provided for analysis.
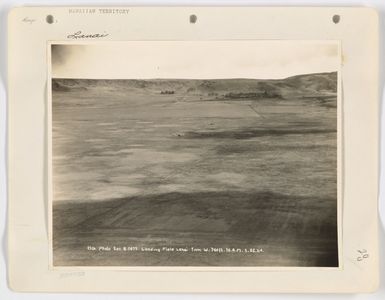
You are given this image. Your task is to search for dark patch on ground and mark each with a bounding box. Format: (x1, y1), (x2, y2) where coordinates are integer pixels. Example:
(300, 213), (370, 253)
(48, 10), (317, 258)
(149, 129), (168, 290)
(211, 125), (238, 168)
(53, 191), (338, 267)
(183, 128), (336, 140)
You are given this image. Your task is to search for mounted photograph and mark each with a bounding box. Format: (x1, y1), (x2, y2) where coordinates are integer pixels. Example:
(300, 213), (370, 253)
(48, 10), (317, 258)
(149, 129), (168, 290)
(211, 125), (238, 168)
(49, 41), (341, 268)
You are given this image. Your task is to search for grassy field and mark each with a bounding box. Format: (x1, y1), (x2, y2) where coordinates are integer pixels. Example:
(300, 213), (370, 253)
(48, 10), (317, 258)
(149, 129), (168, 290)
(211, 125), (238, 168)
(52, 74), (338, 267)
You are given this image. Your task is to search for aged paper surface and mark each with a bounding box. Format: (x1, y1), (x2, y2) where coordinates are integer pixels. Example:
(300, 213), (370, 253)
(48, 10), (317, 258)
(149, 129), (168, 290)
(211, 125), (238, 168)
(8, 7), (379, 292)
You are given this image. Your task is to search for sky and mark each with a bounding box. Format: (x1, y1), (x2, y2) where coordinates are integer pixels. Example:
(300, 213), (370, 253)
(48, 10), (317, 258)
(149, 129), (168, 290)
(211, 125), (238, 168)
(51, 41), (340, 80)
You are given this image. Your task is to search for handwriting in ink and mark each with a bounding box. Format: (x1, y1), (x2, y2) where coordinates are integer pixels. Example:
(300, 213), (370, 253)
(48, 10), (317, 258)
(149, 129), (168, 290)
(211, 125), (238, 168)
(22, 17), (36, 24)
(67, 30), (109, 39)
(357, 249), (369, 261)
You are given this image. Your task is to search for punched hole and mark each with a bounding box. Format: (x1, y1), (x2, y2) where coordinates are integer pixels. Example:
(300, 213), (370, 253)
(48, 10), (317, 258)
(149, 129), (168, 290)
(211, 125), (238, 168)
(332, 15), (340, 24)
(46, 15), (54, 24)
(190, 14), (197, 24)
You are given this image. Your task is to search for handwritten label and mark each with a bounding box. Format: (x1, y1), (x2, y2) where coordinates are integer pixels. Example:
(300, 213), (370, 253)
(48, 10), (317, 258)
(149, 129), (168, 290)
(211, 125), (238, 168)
(59, 271), (85, 279)
(22, 17), (36, 24)
(356, 249), (369, 261)
(67, 31), (109, 39)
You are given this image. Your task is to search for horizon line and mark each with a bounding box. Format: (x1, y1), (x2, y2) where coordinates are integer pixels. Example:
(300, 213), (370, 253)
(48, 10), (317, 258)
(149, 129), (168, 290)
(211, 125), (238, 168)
(51, 71), (338, 81)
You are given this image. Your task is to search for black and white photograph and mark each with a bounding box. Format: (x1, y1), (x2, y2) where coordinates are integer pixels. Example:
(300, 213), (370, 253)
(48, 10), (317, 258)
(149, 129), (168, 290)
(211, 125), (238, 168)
(50, 41), (340, 267)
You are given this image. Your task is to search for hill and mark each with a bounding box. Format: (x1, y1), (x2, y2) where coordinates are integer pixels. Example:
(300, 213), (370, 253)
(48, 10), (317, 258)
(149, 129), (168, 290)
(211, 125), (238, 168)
(52, 72), (337, 100)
